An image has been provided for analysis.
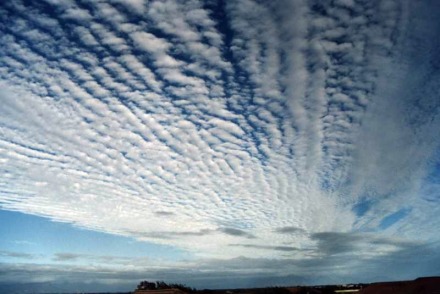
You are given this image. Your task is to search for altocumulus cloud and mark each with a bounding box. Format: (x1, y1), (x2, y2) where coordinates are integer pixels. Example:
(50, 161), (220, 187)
(1, 0), (440, 289)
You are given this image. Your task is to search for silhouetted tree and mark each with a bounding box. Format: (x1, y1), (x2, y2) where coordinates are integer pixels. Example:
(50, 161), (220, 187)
(156, 281), (171, 289)
(136, 280), (194, 292)
(137, 280), (157, 290)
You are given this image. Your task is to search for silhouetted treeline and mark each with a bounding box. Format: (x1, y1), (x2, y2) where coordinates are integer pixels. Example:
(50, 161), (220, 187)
(136, 282), (367, 294)
(136, 280), (195, 292)
(134, 277), (440, 294)
(197, 287), (291, 294)
(196, 284), (368, 294)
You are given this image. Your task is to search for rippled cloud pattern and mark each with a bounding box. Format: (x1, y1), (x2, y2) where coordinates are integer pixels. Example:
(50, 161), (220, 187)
(0, 0), (440, 289)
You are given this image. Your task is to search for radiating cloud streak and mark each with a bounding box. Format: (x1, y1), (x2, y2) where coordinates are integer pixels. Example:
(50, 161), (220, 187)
(0, 0), (439, 280)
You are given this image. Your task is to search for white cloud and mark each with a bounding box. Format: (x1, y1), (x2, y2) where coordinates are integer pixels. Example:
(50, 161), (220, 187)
(131, 31), (170, 53)
(0, 0), (439, 281)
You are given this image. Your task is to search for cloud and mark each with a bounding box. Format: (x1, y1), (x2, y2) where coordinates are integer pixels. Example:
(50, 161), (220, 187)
(130, 229), (214, 240)
(52, 252), (149, 265)
(53, 253), (83, 262)
(229, 244), (298, 252)
(218, 228), (256, 239)
(310, 232), (418, 257)
(13, 240), (37, 246)
(274, 226), (306, 234)
(154, 211), (175, 217)
(0, 251), (35, 259)
(0, 0), (439, 285)
(1, 240), (439, 291)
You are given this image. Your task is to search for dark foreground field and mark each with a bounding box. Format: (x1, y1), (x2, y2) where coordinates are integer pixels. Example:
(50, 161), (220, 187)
(19, 277), (438, 294)
(218, 277), (440, 294)
(134, 277), (440, 294)
(208, 277), (440, 294)
(355, 277), (440, 294)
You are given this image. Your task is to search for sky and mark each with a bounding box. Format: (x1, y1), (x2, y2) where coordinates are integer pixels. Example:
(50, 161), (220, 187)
(0, 0), (440, 292)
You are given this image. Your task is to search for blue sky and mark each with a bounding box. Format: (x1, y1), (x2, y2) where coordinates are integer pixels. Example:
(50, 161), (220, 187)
(0, 0), (440, 292)
(0, 210), (187, 261)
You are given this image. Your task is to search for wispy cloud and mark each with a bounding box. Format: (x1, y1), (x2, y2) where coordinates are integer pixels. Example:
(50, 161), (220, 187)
(1, 240), (440, 290)
(219, 228), (256, 239)
(0, 251), (35, 259)
(53, 253), (83, 262)
(274, 226), (306, 235)
(52, 252), (149, 265)
(229, 244), (299, 252)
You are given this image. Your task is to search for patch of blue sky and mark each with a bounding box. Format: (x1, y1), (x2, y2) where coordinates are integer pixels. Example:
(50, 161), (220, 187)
(419, 149), (440, 203)
(378, 208), (412, 230)
(350, 197), (377, 233)
(0, 210), (190, 263)
(352, 198), (373, 218)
